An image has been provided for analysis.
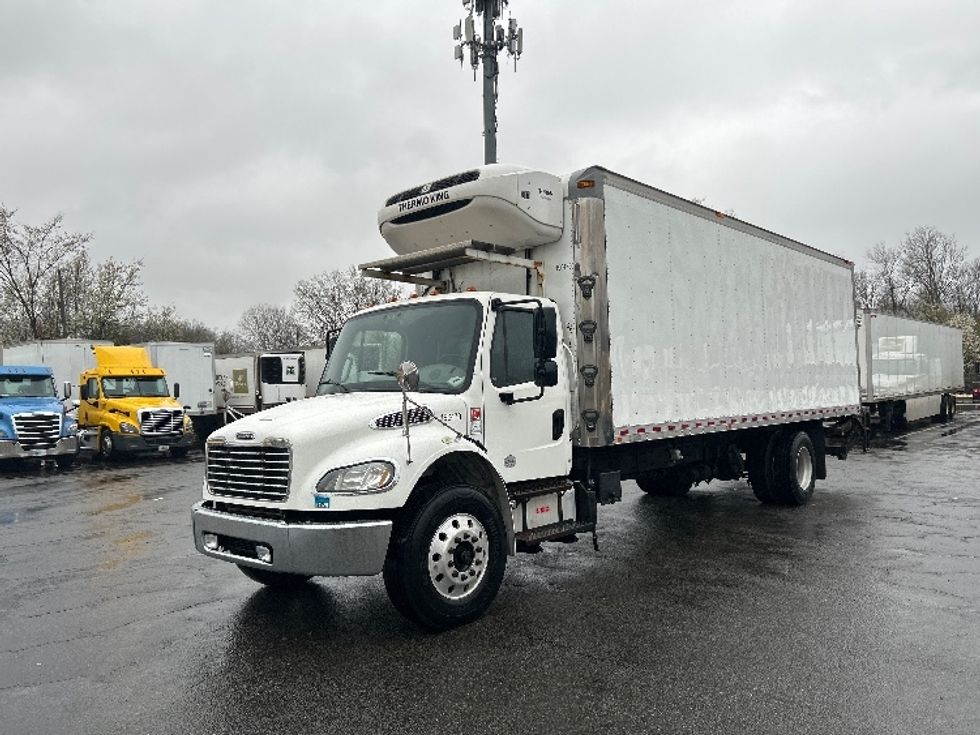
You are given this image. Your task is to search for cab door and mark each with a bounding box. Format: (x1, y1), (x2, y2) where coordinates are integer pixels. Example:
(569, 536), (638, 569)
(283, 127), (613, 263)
(480, 297), (572, 483)
(79, 376), (104, 428)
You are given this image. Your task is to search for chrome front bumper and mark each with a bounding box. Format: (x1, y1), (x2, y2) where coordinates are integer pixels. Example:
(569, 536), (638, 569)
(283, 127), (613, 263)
(191, 501), (393, 577)
(0, 436), (78, 459)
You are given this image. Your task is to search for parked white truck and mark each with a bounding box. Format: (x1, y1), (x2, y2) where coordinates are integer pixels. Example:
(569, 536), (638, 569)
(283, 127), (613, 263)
(193, 164), (862, 629)
(214, 352), (307, 419)
(857, 310), (964, 430)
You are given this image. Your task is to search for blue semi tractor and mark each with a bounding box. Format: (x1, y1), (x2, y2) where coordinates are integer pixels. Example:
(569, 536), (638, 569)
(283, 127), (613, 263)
(0, 365), (79, 466)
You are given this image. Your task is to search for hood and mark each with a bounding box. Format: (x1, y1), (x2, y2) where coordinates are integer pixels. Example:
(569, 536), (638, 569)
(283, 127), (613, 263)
(104, 396), (183, 419)
(212, 392), (468, 443)
(0, 396), (67, 417)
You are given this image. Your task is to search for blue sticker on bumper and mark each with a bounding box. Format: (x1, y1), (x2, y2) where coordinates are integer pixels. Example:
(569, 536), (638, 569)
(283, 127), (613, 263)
(314, 494), (331, 508)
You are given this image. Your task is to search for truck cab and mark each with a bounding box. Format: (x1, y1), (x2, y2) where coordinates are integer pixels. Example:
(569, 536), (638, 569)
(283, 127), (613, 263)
(0, 365), (78, 467)
(78, 346), (194, 458)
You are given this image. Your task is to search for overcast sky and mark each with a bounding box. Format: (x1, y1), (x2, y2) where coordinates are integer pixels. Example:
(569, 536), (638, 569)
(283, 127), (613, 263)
(2, 1), (978, 331)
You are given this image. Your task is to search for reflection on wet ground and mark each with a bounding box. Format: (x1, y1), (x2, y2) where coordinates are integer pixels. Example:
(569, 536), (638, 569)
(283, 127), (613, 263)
(1, 423), (979, 735)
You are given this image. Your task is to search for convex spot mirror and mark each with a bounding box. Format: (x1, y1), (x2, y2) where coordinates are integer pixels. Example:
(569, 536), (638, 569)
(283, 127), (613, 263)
(174, 382), (180, 399)
(533, 307), (558, 360)
(62, 381), (72, 400)
(396, 361), (419, 392)
(534, 359), (559, 388)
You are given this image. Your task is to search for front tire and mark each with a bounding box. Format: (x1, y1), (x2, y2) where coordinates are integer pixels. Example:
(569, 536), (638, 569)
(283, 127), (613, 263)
(237, 564), (311, 588)
(55, 454), (77, 469)
(383, 485), (506, 631)
(99, 428), (115, 460)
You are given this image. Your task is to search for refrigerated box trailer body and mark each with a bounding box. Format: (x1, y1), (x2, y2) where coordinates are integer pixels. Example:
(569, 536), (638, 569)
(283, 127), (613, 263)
(214, 351), (307, 417)
(370, 165), (862, 452)
(857, 310), (964, 428)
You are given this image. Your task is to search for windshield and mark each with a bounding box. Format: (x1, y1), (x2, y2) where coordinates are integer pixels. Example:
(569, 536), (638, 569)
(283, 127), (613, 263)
(0, 375), (56, 399)
(318, 300), (482, 394)
(102, 376), (170, 398)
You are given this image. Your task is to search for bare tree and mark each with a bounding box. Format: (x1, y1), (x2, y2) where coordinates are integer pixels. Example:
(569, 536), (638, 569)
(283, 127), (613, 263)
(952, 258), (980, 319)
(865, 241), (908, 314)
(238, 303), (306, 351)
(293, 266), (402, 342)
(900, 226), (965, 313)
(0, 206), (91, 338)
(215, 329), (254, 355)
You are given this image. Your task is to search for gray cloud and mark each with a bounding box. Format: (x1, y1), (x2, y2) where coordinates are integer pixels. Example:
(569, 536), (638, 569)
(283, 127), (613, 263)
(2, 1), (978, 330)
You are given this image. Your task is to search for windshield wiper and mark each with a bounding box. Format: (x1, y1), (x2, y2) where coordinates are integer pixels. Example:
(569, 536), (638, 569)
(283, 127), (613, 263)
(320, 379), (351, 393)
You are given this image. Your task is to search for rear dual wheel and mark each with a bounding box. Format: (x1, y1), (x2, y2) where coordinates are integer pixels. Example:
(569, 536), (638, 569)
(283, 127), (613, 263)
(748, 430), (816, 506)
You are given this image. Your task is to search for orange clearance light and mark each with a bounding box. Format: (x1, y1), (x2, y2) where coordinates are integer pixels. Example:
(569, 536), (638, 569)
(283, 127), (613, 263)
(577, 179), (595, 189)
(466, 286), (477, 292)
(409, 292), (419, 299)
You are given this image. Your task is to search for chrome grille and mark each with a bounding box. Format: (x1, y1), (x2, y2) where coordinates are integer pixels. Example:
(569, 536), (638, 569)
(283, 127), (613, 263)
(12, 412), (61, 449)
(206, 444), (291, 501)
(140, 408), (183, 436)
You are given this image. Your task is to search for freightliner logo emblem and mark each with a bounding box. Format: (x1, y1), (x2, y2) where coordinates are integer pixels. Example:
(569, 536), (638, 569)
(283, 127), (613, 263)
(236, 431), (255, 440)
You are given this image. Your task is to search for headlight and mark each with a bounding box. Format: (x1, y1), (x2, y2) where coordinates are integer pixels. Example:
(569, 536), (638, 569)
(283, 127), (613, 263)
(316, 461), (397, 495)
(65, 422), (78, 436)
(119, 421), (139, 434)
(183, 415), (193, 433)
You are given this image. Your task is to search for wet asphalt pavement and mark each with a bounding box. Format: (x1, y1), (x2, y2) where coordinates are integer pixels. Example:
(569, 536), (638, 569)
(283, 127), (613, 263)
(1, 419), (979, 735)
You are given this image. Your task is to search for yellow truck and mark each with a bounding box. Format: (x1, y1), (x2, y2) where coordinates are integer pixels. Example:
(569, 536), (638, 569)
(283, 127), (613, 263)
(78, 346), (194, 458)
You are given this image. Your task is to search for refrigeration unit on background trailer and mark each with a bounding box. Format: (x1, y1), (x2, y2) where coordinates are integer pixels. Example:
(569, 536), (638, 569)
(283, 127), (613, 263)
(193, 163), (865, 630)
(214, 351), (307, 420)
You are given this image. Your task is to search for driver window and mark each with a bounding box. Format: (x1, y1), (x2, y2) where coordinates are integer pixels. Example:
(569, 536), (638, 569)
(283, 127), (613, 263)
(86, 377), (99, 400)
(490, 310), (535, 388)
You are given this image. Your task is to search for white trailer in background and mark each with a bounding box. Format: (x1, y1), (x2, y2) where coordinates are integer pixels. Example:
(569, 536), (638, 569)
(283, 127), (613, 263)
(140, 342), (218, 438)
(857, 310), (964, 430)
(2, 339), (112, 399)
(214, 351), (307, 419)
(194, 163), (864, 630)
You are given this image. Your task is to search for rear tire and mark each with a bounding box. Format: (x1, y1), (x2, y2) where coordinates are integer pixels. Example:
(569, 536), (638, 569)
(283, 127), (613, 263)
(383, 485), (506, 631)
(747, 431), (781, 504)
(771, 431), (816, 506)
(237, 564), (311, 588)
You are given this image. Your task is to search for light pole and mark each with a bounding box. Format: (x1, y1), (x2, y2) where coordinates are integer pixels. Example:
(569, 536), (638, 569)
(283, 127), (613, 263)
(453, 0), (524, 165)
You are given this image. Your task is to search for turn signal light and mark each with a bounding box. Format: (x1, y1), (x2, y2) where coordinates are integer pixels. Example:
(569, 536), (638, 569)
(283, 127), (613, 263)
(577, 179), (595, 189)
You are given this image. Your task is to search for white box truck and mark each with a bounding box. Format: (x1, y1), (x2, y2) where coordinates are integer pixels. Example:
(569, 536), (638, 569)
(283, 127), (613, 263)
(214, 351), (307, 419)
(193, 164), (863, 630)
(140, 342), (219, 438)
(2, 339), (112, 399)
(857, 310), (964, 430)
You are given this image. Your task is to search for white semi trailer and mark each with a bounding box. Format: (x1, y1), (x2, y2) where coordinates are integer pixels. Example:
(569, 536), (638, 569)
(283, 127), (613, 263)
(193, 164), (863, 630)
(857, 310), (964, 430)
(2, 339), (111, 399)
(214, 351), (307, 419)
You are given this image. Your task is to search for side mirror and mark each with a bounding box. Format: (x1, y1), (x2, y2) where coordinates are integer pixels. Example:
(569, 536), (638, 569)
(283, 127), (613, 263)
(62, 381), (72, 399)
(533, 308), (558, 360)
(174, 382), (181, 399)
(80, 384), (88, 401)
(534, 359), (559, 388)
(395, 361), (419, 392)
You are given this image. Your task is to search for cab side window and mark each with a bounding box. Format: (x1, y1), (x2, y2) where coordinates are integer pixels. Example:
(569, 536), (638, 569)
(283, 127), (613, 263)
(490, 310), (535, 388)
(86, 377), (99, 400)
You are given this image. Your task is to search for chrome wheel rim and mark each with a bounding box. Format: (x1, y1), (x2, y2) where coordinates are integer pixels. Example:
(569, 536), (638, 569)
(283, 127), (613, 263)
(427, 513), (488, 601)
(795, 446), (813, 489)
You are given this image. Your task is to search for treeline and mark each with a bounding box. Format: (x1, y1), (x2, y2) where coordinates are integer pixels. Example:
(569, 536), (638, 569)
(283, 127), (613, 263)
(855, 226), (980, 382)
(0, 206), (398, 353)
(3, 207), (978, 380)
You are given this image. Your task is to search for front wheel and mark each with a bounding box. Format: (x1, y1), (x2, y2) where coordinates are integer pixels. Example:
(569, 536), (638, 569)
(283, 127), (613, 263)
(383, 485), (507, 631)
(98, 428), (115, 460)
(237, 564), (311, 588)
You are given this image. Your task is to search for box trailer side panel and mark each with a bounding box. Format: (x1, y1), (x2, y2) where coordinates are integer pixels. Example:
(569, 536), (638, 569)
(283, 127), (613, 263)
(599, 182), (860, 441)
(860, 312), (964, 400)
(2, 340), (110, 399)
(142, 343), (217, 416)
(214, 354), (256, 412)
